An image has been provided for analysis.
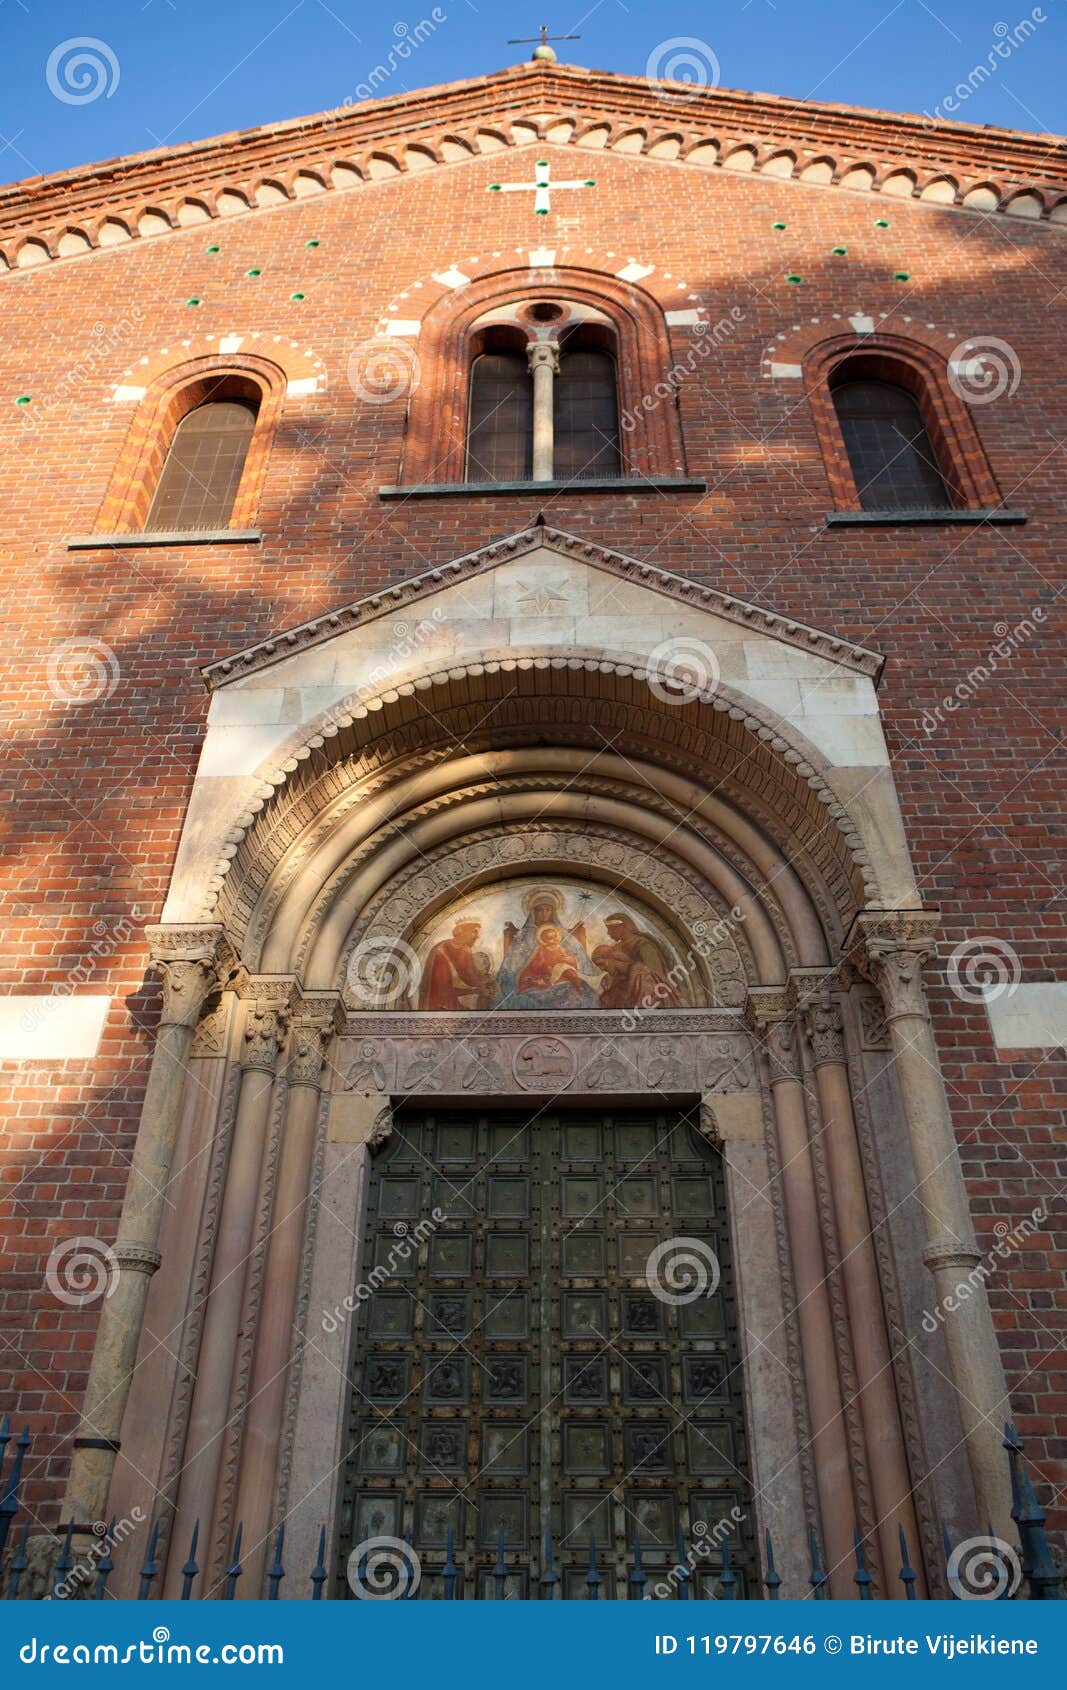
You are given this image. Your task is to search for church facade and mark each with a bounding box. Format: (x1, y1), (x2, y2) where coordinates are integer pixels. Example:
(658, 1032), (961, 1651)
(0, 58), (1064, 1600)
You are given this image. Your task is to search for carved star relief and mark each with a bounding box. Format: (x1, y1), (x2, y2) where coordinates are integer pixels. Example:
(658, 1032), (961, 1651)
(514, 579), (569, 615)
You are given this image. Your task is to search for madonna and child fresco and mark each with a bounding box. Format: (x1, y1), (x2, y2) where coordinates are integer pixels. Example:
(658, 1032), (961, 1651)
(413, 880), (694, 1012)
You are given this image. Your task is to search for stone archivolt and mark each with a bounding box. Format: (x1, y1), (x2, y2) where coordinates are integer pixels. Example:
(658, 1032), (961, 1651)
(2, 64), (1064, 274)
(341, 818), (753, 1007)
(209, 673), (873, 974)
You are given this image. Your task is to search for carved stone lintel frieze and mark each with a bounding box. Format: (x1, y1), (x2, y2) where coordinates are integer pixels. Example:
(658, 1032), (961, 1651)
(745, 987), (802, 1085)
(846, 910), (940, 1024)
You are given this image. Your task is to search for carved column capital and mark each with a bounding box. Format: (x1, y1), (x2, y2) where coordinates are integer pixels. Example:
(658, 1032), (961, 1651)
(788, 970), (847, 1068)
(847, 910), (941, 1024)
(239, 977), (298, 1073)
(146, 924), (227, 1030)
(745, 987), (802, 1084)
(286, 993), (344, 1089)
(526, 336), (560, 374)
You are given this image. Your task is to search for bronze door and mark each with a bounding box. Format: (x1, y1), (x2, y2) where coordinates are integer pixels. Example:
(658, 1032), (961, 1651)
(338, 1106), (754, 1597)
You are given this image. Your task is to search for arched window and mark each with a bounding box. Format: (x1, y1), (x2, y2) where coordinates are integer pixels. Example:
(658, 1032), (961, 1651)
(831, 378), (951, 510)
(146, 395), (258, 531)
(466, 351), (533, 483)
(554, 348), (620, 479)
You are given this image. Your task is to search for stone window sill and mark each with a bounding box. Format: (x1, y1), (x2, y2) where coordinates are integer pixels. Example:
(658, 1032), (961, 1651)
(379, 477), (707, 499)
(67, 529), (262, 550)
(825, 508), (1026, 527)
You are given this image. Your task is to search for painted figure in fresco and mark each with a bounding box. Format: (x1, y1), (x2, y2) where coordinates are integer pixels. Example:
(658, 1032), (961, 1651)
(593, 911), (686, 1010)
(494, 888), (600, 1009)
(417, 919), (497, 1010)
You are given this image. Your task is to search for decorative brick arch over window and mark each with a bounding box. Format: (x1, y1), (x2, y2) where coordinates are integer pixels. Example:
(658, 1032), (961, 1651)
(806, 334), (1002, 512)
(98, 354), (287, 533)
(399, 269), (688, 486)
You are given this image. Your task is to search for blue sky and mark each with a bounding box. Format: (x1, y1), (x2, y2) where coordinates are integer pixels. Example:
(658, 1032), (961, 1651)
(0, 0), (1064, 186)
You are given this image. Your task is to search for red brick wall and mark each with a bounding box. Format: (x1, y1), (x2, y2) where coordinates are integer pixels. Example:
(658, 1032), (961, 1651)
(0, 133), (1063, 1523)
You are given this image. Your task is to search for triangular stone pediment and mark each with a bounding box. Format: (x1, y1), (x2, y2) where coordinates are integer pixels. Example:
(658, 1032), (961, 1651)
(203, 523), (882, 695)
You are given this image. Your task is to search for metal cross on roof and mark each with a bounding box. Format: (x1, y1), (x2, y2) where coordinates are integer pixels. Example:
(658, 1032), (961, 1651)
(507, 24), (582, 49)
(488, 159), (596, 216)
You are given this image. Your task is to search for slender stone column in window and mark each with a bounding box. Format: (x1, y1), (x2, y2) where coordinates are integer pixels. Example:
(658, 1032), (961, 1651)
(167, 979), (293, 1588)
(527, 337), (560, 481)
(62, 924), (226, 1530)
(790, 969), (925, 1595)
(847, 910), (1013, 1540)
(232, 992), (343, 1592)
(745, 987), (855, 1597)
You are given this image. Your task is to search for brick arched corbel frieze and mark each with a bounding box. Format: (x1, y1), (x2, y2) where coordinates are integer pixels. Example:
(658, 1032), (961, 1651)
(5, 84), (1064, 276)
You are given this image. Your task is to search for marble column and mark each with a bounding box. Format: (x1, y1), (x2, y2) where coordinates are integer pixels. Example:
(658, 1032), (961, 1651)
(848, 910), (1013, 1541)
(745, 988), (855, 1597)
(527, 337), (560, 481)
(232, 994), (342, 1592)
(62, 924), (225, 1530)
(791, 970), (925, 1596)
(165, 981), (291, 1594)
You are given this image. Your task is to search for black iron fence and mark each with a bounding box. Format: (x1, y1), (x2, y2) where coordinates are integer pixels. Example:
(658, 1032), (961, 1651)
(0, 1421), (1061, 1600)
